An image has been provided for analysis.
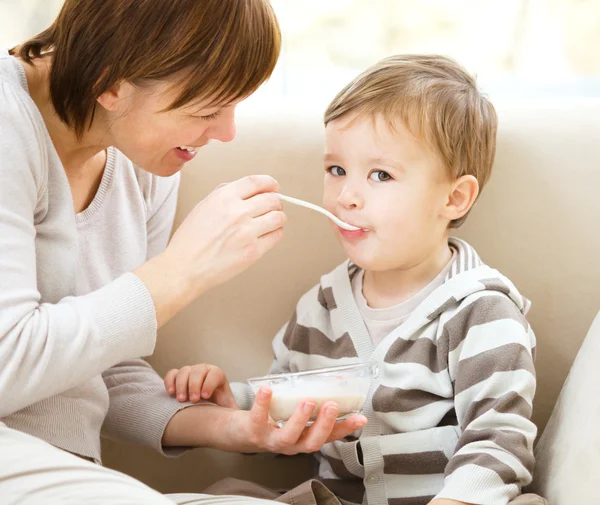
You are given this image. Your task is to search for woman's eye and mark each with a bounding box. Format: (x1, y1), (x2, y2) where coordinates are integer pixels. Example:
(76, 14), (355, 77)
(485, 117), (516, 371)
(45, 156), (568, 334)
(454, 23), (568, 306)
(369, 170), (392, 182)
(199, 111), (221, 121)
(327, 166), (346, 176)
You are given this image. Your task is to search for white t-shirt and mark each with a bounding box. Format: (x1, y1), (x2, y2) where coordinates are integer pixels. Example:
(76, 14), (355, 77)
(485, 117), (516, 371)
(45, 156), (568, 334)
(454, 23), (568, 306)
(352, 251), (456, 345)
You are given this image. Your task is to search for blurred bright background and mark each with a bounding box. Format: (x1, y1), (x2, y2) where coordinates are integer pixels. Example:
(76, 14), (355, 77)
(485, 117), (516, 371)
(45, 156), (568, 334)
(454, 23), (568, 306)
(1, 0), (599, 108)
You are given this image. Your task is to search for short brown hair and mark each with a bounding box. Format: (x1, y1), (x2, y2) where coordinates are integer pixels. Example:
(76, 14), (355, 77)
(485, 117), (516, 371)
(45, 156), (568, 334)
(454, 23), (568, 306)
(324, 55), (498, 227)
(10, 0), (281, 139)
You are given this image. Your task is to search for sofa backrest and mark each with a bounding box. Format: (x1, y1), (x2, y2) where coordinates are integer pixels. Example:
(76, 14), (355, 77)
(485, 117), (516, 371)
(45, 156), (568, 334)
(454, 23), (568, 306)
(103, 101), (600, 493)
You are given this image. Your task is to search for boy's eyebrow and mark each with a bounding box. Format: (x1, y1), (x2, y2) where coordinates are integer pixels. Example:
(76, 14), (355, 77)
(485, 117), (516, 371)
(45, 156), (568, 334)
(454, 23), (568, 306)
(368, 157), (405, 170)
(324, 154), (405, 171)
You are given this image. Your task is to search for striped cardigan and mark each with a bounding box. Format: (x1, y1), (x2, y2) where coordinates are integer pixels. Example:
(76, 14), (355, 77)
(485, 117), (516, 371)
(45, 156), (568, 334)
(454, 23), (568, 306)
(234, 238), (537, 505)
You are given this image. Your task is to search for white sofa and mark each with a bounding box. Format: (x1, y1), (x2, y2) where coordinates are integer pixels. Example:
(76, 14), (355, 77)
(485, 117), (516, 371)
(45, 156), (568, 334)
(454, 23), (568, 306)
(102, 101), (600, 502)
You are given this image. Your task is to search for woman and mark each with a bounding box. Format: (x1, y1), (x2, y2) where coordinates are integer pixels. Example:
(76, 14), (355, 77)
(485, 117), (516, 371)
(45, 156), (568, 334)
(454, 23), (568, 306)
(0, 1), (366, 503)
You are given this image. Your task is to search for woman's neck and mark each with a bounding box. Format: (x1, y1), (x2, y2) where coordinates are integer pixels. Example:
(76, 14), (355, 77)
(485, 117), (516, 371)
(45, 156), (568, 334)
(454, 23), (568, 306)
(20, 56), (108, 171)
(20, 55), (109, 213)
(362, 238), (453, 309)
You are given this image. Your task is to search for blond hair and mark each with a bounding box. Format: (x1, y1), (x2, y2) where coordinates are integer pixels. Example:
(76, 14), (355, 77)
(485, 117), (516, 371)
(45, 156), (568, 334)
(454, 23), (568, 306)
(324, 55), (497, 228)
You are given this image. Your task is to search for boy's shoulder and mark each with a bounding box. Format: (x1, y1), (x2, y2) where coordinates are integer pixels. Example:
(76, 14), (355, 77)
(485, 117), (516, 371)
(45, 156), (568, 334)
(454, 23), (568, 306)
(447, 237), (530, 312)
(440, 240), (535, 352)
(293, 260), (353, 319)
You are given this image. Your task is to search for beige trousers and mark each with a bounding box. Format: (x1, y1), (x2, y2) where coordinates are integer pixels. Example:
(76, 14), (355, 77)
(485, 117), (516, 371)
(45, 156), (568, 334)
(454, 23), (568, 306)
(0, 423), (280, 505)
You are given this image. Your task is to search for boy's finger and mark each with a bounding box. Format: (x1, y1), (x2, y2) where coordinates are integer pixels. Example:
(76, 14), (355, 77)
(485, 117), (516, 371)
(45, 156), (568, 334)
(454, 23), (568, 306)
(175, 367), (192, 402)
(202, 369), (225, 399)
(188, 368), (209, 403)
(214, 389), (239, 409)
(164, 369), (179, 396)
(221, 381), (240, 409)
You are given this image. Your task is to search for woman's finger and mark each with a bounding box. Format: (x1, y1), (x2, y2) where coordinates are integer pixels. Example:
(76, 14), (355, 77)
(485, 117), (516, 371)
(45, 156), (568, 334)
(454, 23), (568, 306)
(249, 387), (273, 430)
(163, 369), (179, 396)
(272, 400), (317, 453)
(188, 367), (209, 403)
(227, 175), (280, 201)
(325, 415), (368, 444)
(245, 192), (283, 218)
(175, 367), (192, 402)
(297, 402), (339, 452)
(251, 210), (288, 238)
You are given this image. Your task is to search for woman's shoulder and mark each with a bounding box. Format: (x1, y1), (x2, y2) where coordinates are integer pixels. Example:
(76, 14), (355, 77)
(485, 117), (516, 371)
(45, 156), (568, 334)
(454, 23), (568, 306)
(0, 51), (48, 188)
(0, 49), (22, 85)
(0, 51), (39, 126)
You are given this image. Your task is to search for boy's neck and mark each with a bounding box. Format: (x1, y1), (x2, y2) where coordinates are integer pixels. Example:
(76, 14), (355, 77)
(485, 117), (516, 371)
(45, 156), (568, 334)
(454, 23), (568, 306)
(362, 238), (453, 309)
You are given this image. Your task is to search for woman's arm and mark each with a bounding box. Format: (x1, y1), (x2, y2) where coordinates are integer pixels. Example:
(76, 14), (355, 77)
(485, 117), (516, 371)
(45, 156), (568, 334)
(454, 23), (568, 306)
(162, 386), (367, 455)
(134, 175), (287, 328)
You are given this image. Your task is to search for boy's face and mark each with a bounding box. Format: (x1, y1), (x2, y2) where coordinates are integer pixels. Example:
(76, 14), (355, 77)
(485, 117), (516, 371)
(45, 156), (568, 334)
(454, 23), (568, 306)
(323, 114), (453, 272)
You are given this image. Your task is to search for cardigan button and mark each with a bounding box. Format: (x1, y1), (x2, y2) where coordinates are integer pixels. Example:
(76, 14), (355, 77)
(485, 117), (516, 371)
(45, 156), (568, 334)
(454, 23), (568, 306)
(366, 473), (379, 485)
(372, 365), (380, 379)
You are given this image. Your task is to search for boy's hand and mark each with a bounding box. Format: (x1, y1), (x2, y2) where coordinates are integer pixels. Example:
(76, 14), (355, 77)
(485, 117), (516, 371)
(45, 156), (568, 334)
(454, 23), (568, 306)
(164, 364), (239, 409)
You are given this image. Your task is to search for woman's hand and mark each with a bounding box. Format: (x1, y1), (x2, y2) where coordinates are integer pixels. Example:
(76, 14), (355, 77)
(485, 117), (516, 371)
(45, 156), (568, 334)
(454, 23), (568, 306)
(135, 175), (286, 327)
(162, 387), (368, 455)
(226, 387), (368, 455)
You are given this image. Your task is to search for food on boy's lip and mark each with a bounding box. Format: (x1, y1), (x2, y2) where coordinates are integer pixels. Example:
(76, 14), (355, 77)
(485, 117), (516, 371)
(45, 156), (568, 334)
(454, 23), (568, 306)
(247, 363), (374, 426)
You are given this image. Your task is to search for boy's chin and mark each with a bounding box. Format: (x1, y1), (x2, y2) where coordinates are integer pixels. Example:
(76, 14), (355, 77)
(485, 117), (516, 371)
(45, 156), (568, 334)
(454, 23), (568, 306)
(345, 253), (377, 271)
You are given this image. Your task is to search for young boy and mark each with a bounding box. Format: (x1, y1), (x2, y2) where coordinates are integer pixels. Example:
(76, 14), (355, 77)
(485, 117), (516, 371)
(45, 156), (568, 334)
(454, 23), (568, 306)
(166, 55), (537, 505)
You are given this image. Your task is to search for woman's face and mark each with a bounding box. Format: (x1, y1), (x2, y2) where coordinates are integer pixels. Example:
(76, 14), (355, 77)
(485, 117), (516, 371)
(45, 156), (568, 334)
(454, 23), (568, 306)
(97, 79), (239, 176)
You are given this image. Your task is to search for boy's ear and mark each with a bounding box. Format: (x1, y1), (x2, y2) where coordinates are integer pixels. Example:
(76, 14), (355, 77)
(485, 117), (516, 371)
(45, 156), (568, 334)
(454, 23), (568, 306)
(443, 175), (479, 222)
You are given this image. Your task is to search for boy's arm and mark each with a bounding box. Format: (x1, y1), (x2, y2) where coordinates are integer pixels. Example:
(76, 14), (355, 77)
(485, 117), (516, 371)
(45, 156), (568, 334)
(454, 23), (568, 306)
(230, 318), (293, 410)
(435, 294), (537, 505)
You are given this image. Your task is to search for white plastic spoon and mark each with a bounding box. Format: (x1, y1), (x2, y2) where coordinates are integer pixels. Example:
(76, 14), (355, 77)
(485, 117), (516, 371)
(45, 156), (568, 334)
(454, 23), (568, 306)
(274, 193), (361, 231)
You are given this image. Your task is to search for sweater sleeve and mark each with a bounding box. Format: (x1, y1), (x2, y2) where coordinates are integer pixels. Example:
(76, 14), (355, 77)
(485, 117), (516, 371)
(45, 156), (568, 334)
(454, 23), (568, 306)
(102, 171), (193, 456)
(435, 293), (537, 505)
(102, 359), (194, 456)
(0, 82), (157, 418)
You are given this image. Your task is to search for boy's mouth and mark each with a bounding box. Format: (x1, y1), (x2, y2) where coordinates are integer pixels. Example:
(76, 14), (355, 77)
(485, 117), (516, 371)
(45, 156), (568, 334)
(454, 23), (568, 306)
(339, 227), (369, 239)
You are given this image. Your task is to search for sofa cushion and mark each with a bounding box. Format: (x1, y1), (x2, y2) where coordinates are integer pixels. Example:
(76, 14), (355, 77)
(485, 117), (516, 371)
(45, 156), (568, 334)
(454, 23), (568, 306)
(532, 311), (600, 503)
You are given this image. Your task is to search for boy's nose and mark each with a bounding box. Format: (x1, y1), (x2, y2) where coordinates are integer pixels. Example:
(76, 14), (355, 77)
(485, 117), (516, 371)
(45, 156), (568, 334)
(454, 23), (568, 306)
(338, 185), (364, 210)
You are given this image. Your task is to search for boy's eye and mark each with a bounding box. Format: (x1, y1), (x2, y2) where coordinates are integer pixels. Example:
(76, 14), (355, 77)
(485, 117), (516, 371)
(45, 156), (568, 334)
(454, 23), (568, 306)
(327, 166), (346, 176)
(369, 170), (392, 182)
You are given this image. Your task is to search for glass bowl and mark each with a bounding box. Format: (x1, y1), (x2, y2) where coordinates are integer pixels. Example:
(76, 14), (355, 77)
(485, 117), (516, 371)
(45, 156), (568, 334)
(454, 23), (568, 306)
(247, 362), (374, 426)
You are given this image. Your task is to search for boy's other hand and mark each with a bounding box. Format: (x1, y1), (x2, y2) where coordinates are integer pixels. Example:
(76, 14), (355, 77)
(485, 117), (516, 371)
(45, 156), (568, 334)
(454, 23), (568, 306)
(164, 364), (239, 409)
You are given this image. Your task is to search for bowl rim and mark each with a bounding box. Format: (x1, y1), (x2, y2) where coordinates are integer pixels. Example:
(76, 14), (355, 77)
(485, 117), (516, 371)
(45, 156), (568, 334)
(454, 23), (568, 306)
(247, 362), (372, 384)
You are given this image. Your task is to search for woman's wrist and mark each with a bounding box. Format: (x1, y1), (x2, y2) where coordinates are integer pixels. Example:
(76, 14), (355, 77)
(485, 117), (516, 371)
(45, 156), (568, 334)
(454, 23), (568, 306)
(134, 251), (202, 328)
(162, 404), (263, 453)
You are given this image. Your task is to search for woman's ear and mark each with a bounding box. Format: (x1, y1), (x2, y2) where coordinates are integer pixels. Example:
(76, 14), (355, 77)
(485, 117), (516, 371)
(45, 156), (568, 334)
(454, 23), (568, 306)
(96, 81), (131, 112)
(443, 174), (480, 222)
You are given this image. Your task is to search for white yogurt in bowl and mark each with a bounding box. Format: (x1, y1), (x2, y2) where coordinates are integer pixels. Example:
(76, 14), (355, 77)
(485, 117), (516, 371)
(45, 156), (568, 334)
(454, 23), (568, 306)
(247, 363), (374, 426)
